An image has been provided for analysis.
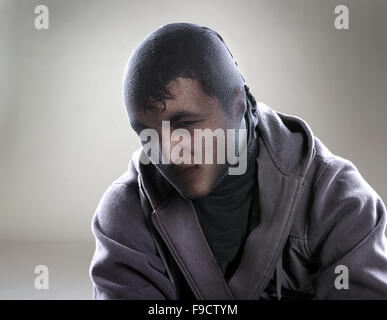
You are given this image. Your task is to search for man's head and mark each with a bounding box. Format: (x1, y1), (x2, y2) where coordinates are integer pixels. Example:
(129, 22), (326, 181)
(123, 23), (248, 199)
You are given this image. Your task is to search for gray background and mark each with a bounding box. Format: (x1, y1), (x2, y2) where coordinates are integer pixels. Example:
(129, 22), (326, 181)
(0, 0), (386, 299)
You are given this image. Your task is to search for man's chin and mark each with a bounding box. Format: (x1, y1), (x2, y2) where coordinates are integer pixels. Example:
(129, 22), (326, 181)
(177, 186), (212, 201)
(177, 168), (230, 200)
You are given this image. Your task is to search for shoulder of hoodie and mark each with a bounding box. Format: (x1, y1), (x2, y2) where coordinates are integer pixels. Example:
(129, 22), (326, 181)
(91, 158), (143, 238)
(309, 134), (377, 201)
(104, 158), (140, 204)
(289, 129), (385, 257)
(100, 156), (140, 208)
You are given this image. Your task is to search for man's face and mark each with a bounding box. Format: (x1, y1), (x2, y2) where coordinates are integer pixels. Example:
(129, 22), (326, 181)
(129, 77), (245, 200)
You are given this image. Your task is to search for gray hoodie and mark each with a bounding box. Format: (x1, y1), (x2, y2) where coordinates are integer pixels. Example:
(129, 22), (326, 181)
(89, 101), (387, 300)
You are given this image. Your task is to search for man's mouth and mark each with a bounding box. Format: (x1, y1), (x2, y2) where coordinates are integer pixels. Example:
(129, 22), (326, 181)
(175, 165), (200, 177)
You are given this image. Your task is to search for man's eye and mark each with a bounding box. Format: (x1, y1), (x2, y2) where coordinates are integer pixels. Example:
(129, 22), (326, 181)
(177, 121), (197, 127)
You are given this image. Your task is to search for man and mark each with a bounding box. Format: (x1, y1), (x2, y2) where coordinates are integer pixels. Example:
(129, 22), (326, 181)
(89, 23), (387, 299)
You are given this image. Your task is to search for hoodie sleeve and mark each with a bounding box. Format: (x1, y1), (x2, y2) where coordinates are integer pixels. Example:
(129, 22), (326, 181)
(89, 182), (177, 300)
(308, 157), (387, 299)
